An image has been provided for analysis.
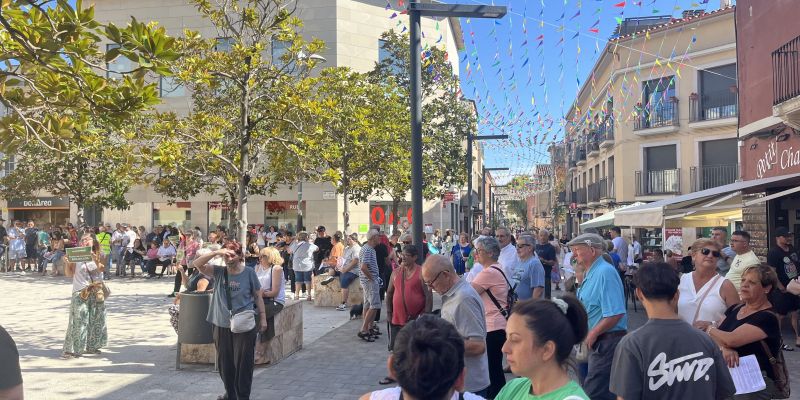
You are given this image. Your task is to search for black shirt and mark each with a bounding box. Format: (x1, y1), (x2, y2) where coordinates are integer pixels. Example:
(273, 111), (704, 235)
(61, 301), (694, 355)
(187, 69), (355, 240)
(766, 245), (799, 287)
(24, 227), (38, 247)
(313, 236), (333, 268)
(375, 242), (390, 279)
(535, 243), (557, 266)
(0, 325), (22, 390)
(718, 304), (781, 380)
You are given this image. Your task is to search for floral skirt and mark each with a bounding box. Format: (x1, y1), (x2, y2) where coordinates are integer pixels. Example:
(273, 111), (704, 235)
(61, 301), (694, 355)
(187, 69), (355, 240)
(63, 291), (108, 355)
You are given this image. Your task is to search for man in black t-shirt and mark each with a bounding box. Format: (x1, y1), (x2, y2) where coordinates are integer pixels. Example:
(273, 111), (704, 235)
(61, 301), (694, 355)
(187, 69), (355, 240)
(0, 325), (22, 400)
(767, 227), (800, 349)
(313, 226), (332, 275)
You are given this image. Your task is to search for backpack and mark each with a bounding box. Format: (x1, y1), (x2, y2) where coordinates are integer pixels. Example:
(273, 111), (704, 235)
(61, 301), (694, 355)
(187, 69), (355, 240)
(485, 266), (518, 319)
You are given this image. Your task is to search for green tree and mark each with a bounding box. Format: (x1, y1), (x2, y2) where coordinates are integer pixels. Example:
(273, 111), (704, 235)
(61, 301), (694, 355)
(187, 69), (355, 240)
(144, 0), (324, 243)
(0, 0), (178, 223)
(369, 30), (475, 230)
(309, 67), (405, 232)
(506, 199), (529, 229)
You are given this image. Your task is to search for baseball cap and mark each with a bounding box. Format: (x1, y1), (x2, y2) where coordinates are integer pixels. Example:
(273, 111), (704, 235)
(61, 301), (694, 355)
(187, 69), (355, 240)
(567, 233), (606, 249)
(775, 227), (793, 237)
(316, 226), (326, 232)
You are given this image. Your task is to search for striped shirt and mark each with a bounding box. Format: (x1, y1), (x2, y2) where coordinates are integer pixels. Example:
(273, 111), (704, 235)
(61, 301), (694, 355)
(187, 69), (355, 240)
(359, 244), (379, 285)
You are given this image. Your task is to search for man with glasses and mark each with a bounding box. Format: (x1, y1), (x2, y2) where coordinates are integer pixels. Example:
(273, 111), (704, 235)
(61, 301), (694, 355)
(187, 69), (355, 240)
(494, 227), (518, 283)
(725, 230), (760, 293)
(568, 233), (627, 400)
(514, 235), (545, 300)
(422, 254), (490, 397)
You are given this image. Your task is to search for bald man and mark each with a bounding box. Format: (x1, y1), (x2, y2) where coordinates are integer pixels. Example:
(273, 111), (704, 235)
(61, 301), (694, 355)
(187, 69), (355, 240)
(422, 255), (490, 396)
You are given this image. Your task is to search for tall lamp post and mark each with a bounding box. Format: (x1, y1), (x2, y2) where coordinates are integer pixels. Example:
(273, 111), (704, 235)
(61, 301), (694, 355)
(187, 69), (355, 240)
(409, 1), (506, 259)
(482, 167), (508, 230)
(490, 184), (507, 228)
(295, 51), (326, 233)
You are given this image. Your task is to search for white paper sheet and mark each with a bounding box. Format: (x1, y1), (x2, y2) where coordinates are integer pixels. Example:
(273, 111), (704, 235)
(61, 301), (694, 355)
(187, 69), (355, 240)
(728, 354), (767, 395)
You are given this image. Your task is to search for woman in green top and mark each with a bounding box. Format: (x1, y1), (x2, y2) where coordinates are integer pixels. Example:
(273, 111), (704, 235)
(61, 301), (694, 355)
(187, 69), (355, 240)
(496, 296), (590, 400)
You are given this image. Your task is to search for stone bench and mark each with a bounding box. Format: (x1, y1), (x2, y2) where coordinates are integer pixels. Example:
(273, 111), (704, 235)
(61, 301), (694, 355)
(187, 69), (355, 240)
(179, 299), (303, 366)
(312, 273), (364, 307)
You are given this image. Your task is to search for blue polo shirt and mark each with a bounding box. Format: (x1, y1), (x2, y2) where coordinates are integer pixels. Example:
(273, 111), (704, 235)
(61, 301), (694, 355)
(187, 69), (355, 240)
(577, 256), (627, 332)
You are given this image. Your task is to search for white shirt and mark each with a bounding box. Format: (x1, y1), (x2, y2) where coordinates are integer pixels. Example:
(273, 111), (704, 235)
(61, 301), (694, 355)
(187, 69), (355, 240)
(465, 262), (483, 283)
(498, 243), (518, 283)
(727, 250), (761, 293)
(72, 261), (101, 293)
(266, 231), (278, 244)
(342, 243), (362, 274)
(291, 241), (317, 272)
(157, 244), (177, 260)
(124, 230), (137, 249)
(112, 230), (125, 246)
(677, 272), (728, 325)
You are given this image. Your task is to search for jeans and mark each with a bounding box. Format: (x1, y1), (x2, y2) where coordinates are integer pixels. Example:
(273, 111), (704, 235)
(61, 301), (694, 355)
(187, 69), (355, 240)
(585, 332), (624, 400)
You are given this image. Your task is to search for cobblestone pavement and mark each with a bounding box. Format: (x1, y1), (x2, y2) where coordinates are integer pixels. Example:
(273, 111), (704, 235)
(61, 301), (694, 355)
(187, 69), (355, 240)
(4, 272), (800, 399)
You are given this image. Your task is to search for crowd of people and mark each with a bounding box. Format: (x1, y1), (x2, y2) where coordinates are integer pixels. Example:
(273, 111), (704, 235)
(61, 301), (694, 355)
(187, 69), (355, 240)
(5, 216), (800, 399)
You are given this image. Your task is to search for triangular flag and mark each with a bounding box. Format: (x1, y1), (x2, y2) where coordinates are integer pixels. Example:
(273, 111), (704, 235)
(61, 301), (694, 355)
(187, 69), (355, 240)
(614, 1), (626, 7)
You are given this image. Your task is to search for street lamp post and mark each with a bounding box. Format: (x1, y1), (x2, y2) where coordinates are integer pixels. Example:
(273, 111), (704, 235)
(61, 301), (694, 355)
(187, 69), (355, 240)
(408, 1), (506, 259)
(490, 184), (507, 227)
(483, 167), (508, 230)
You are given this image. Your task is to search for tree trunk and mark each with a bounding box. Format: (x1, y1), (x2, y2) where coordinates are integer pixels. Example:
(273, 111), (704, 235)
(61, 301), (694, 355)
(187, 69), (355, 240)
(236, 56), (252, 245)
(75, 198), (85, 229)
(342, 164), (350, 233)
(391, 196), (400, 233)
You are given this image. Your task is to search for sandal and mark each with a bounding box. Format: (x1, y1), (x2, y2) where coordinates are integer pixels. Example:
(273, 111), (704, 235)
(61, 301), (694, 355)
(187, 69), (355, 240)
(370, 327), (382, 336)
(782, 344), (794, 351)
(378, 377), (396, 385)
(357, 331), (376, 342)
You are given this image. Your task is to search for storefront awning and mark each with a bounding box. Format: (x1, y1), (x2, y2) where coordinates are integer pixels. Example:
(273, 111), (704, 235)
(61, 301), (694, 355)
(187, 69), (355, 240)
(614, 173), (800, 227)
(579, 202), (645, 231)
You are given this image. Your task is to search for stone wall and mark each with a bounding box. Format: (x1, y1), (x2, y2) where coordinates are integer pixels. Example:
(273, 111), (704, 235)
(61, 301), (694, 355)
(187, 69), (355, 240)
(179, 300), (303, 366)
(312, 274), (364, 307)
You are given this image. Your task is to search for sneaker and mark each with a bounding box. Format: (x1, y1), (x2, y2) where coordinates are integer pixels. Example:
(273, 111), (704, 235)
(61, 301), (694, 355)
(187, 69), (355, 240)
(321, 276), (336, 286)
(336, 304), (348, 311)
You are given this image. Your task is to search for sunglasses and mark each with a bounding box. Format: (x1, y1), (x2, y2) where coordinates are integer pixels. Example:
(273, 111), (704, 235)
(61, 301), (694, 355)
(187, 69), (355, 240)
(700, 248), (721, 258)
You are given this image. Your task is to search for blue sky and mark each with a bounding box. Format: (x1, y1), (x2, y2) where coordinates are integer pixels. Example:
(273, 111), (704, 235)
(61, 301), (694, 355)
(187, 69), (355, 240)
(453, 0), (728, 184)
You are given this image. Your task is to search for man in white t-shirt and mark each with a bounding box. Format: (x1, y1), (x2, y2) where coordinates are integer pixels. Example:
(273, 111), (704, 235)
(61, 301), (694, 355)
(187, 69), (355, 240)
(111, 223), (125, 271)
(726, 230), (761, 293)
(495, 227), (518, 283)
(610, 227), (628, 271)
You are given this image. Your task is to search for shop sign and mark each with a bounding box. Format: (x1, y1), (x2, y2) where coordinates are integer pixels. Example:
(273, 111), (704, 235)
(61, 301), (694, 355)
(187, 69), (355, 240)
(209, 201), (232, 211)
(323, 191), (337, 200)
(266, 201), (298, 213)
(370, 205), (413, 226)
(743, 130), (800, 180)
(8, 197), (69, 209)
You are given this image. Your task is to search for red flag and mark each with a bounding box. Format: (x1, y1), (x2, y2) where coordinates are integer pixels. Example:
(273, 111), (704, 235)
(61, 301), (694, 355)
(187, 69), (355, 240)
(589, 28), (599, 33)
(614, 1), (626, 7)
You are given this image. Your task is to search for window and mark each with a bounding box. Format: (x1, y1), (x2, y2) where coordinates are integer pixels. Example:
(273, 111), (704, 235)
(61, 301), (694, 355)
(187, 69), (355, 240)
(699, 64), (737, 120)
(642, 145), (679, 194)
(645, 145), (677, 171)
(0, 154), (14, 178)
(271, 39), (290, 64)
(640, 77), (677, 128)
(214, 37), (234, 53)
(160, 76), (185, 98)
(152, 202), (192, 231)
(106, 44), (135, 79)
(265, 201), (299, 233)
(208, 202), (231, 234)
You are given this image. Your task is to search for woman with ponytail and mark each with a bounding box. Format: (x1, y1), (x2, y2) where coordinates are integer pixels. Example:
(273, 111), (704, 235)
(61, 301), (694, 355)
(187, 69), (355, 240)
(496, 296), (590, 399)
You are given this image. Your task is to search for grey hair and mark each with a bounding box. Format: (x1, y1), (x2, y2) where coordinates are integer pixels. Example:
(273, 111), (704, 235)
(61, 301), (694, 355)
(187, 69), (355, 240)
(495, 226), (511, 237)
(517, 235), (536, 246)
(476, 236), (501, 260)
(539, 228), (550, 237)
(298, 231), (309, 241)
(367, 229), (380, 241)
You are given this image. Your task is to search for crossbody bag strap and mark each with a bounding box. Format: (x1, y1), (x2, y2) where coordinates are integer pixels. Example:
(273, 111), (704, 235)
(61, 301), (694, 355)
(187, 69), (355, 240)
(224, 268), (232, 313)
(485, 288), (506, 317)
(490, 265), (514, 289)
(759, 339), (779, 364)
(400, 268), (410, 322)
(692, 274), (722, 324)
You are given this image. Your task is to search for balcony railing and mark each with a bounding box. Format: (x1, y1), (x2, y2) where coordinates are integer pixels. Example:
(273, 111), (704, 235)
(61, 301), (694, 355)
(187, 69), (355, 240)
(576, 187), (587, 205)
(586, 141), (600, 156)
(599, 177), (615, 200)
(634, 100), (679, 130)
(598, 119), (614, 142)
(577, 148), (586, 161)
(689, 92), (738, 122)
(773, 34), (800, 105)
(635, 168), (681, 195)
(587, 182), (600, 203)
(690, 164), (739, 191)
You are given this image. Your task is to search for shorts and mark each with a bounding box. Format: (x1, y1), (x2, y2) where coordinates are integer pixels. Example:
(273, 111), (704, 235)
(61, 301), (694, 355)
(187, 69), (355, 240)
(9, 249), (26, 260)
(340, 271), (358, 289)
(361, 279), (381, 310)
(25, 245), (36, 258)
(295, 270), (312, 283)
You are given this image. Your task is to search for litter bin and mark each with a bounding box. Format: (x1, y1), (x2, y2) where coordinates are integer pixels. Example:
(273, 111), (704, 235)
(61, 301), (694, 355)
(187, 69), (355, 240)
(176, 292), (214, 369)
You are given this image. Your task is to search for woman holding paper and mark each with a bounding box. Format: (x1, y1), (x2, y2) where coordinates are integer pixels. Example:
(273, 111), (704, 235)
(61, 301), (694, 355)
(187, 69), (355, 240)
(62, 234), (107, 358)
(706, 264), (782, 399)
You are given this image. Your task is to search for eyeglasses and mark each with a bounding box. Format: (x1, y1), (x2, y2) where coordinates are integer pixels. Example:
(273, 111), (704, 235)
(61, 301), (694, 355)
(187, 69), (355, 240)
(424, 271), (444, 287)
(700, 248), (721, 258)
(518, 244), (532, 248)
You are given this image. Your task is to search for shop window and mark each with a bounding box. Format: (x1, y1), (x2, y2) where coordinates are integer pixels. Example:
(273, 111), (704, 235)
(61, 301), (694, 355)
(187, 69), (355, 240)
(153, 202), (192, 231)
(265, 201), (299, 233)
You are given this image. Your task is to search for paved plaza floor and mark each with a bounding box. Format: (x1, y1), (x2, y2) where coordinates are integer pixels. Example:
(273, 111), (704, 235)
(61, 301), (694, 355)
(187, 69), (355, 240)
(4, 272), (800, 399)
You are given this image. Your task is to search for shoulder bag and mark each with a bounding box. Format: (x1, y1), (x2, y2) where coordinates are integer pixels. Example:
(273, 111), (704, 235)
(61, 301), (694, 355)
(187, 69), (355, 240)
(691, 274), (722, 325)
(760, 339), (790, 399)
(225, 268), (256, 333)
(485, 265), (518, 320)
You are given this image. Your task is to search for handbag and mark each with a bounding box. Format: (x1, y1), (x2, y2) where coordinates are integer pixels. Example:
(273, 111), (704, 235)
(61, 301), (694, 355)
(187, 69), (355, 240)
(760, 339), (791, 398)
(224, 268), (256, 333)
(786, 278), (800, 296)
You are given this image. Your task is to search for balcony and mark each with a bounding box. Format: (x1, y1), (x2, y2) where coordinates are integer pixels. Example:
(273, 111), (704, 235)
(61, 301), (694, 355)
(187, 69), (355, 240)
(689, 92), (738, 127)
(587, 182), (600, 204)
(599, 120), (615, 149)
(576, 148), (587, 167)
(576, 187), (587, 205)
(772, 34), (800, 130)
(634, 100), (679, 135)
(599, 177), (615, 201)
(635, 168), (681, 196)
(586, 140), (600, 159)
(690, 164), (739, 191)
(568, 158), (577, 171)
